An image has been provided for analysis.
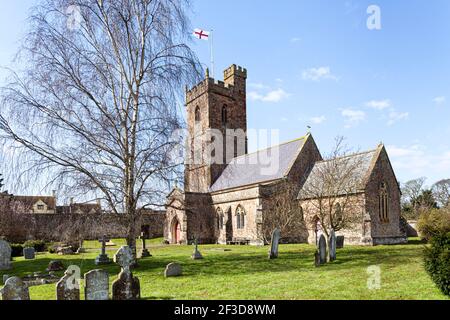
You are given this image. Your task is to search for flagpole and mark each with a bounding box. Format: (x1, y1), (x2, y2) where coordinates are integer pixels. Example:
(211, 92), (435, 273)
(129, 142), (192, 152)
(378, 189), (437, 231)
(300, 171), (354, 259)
(210, 29), (215, 78)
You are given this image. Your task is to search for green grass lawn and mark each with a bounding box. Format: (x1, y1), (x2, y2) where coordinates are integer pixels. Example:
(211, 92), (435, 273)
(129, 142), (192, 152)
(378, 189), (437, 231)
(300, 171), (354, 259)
(1, 238), (447, 300)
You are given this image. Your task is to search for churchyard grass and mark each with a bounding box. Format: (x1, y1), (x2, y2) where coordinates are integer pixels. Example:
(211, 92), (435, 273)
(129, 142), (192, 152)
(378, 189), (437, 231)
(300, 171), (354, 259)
(2, 238), (447, 300)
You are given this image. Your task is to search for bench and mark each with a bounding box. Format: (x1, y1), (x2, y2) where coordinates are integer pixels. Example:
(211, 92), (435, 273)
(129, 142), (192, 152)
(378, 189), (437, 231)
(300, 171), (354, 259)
(227, 238), (250, 245)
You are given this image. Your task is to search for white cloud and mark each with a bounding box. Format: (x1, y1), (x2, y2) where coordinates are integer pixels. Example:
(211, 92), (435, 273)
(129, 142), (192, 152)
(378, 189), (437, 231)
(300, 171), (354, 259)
(366, 99), (391, 110)
(387, 110), (409, 126)
(309, 116), (326, 124)
(433, 96), (446, 105)
(302, 66), (338, 82)
(290, 37), (301, 43)
(248, 83), (270, 90)
(248, 88), (290, 103)
(341, 108), (366, 127)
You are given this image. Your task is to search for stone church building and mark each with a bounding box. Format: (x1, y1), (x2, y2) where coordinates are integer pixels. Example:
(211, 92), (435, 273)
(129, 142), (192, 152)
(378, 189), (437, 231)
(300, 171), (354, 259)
(164, 64), (407, 246)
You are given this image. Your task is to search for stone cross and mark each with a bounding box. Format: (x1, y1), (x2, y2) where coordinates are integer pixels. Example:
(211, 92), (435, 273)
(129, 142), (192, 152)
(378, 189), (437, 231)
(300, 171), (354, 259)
(112, 246), (140, 300)
(268, 228), (281, 259)
(0, 240), (12, 271)
(139, 232), (151, 258)
(84, 269), (109, 300)
(56, 267), (80, 300)
(191, 238), (203, 260)
(95, 235), (112, 265)
(329, 230), (337, 261)
(0, 277), (30, 300)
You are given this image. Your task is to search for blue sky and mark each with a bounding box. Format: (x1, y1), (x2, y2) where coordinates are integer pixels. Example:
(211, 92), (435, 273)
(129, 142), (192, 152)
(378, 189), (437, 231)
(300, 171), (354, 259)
(1, 0), (450, 190)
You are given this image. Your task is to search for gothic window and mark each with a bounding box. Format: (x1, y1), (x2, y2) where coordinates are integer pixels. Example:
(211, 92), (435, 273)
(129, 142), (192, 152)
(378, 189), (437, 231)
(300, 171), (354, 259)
(217, 208), (224, 230)
(379, 182), (389, 222)
(195, 106), (201, 122)
(236, 205), (245, 229)
(222, 105), (228, 126)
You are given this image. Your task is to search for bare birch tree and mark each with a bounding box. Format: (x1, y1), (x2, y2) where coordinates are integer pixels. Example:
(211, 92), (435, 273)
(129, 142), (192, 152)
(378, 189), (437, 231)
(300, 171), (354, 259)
(432, 179), (450, 208)
(299, 137), (366, 260)
(0, 0), (201, 253)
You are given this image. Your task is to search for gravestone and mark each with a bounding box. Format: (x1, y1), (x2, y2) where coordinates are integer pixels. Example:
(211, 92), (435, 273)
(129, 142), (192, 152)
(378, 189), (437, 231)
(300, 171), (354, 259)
(47, 260), (65, 272)
(95, 235), (112, 265)
(329, 230), (337, 261)
(57, 246), (74, 255)
(112, 246), (140, 300)
(0, 240), (12, 271)
(336, 236), (345, 249)
(56, 267), (80, 300)
(0, 277), (30, 300)
(268, 228), (281, 259)
(191, 239), (203, 260)
(164, 262), (182, 277)
(139, 232), (151, 258)
(23, 247), (35, 260)
(318, 234), (327, 265)
(2, 275), (10, 284)
(84, 269), (109, 300)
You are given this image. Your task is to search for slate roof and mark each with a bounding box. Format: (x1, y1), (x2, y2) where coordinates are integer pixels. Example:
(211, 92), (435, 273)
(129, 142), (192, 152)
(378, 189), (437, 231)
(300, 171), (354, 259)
(210, 137), (307, 192)
(11, 195), (56, 210)
(297, 149), (378, 200)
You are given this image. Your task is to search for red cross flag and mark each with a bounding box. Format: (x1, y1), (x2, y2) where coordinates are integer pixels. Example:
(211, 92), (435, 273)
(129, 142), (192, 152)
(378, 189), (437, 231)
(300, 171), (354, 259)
(193, 28), (210, 40)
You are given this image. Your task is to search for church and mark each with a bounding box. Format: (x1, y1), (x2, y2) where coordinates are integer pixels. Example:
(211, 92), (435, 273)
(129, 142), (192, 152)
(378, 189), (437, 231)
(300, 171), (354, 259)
(164, 64), (407, 246)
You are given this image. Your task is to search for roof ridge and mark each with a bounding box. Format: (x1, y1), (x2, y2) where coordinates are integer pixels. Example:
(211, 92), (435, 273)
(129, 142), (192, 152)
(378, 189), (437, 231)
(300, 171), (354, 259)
(314, 148), (377, 164)
(230, 134), (308, 162)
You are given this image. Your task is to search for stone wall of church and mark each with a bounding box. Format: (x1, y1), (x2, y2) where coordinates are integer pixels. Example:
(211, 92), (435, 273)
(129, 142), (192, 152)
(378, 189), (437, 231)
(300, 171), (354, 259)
(185, 193), (216, 244)
(365, 147), (407, 245)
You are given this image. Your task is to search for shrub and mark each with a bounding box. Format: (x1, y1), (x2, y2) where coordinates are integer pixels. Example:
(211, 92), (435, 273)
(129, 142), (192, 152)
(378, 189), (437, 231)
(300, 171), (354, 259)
(424, 232), (450, 297)
(417, 208), (450, 241)
(23, 240), (48, 252)
(10, 243), (24, 257)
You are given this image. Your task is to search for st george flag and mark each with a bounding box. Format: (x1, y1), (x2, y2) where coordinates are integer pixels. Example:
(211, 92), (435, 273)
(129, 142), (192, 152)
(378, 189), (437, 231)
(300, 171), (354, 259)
(193, 28), (210, 40)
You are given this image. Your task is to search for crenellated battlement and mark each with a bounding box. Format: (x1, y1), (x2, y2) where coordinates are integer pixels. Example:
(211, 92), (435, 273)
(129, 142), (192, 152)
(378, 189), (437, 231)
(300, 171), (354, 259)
(224, 64), (247, 81)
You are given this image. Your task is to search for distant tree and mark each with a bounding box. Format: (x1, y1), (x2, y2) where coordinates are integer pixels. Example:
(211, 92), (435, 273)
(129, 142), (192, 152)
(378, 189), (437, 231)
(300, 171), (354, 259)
(432, 179), (450, 208)
(0, 173), (4, 190)
(412, 190), (438, 211)
(401, 177), (427, 207)
(0, 0), (201, 256)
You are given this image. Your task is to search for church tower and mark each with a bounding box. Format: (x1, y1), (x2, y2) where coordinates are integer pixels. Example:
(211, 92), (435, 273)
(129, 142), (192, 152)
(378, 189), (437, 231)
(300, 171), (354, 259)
(185, 64), (248, 193)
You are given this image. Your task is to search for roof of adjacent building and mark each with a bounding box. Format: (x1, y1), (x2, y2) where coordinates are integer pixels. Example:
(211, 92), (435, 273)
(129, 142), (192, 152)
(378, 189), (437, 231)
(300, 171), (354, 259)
(9, 195), (57, 210)
(210, 136), (308, 192)
(297, 149), (378, 200)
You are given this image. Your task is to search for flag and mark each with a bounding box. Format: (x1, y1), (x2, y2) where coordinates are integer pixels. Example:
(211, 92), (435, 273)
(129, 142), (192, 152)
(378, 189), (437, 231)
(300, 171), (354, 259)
(193, 28), (210, 40)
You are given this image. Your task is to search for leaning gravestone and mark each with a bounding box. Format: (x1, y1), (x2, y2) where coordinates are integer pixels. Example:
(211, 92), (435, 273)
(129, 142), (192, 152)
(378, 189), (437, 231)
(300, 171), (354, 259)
(56, 267), (80, 300)
(84, 269), (109, 300)
(318, 234), (327, 265)
(23, 247), (36, 260)
(329, 230), (337, 261)
(112, 246), (140, 300)
(0, 277), (30, 300)
(268, 228), (281, 259)
(0, 240), (12, 271)
(164, 262), (182, 277)
(191, 239), (203, 260)
(2, 275), (10, 284)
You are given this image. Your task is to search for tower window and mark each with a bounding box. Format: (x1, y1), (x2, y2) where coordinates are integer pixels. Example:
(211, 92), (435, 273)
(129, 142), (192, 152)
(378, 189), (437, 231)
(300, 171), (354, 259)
(236, 205), (245, 229)
(195, 106), (201, 122)
(222, 105), (228, 126)
(379, 182), (389, 222)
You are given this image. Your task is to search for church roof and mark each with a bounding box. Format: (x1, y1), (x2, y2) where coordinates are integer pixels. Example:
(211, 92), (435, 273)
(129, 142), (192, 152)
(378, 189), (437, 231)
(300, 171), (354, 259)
(210, 136), (307, 192)
(297, 149), (378, 200)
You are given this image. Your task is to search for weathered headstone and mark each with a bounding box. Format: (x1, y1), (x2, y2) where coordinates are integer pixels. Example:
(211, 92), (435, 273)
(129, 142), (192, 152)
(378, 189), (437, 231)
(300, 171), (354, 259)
(329, 230), (336, 261)
(0, 240), (12, 271)
(56, 267), (80, 300)
(318, 234), (327, 265)
(2, 275), (10, 284)
(112, 246), (140, 300)
(57, 246), (74, 255)
(164, 262), (182, 277)
(336, 236), (345, 249)
(84, 269), (109, 300)
(191, 238), (203, 260)
(95, 235), (112, 265)
(139, 232), (151, 258)
(47, 260), (65, 272)
(23, 247), (35, 260)
(268, 228), (281, 259)
(0, 277), (30, 300)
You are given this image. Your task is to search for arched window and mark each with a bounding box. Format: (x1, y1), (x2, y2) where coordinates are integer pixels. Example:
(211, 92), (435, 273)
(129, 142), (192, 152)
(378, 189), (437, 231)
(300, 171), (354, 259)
(236, 206), (245, 229)
(195, 106), (201, 122)
(216, 208), (224, 230)
(222, 105), (227, 126)
(379, 182), (389, 222)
